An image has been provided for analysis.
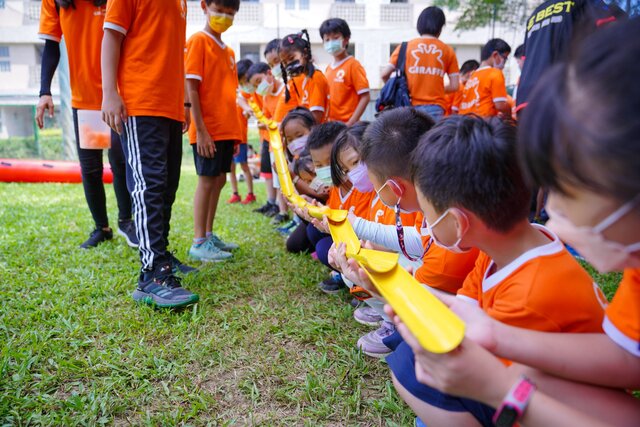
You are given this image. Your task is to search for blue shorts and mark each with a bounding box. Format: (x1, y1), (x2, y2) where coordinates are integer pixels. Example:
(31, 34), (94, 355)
(414, 104), (445, 122)
(386, 340), (495, 427)
(233, 143), (248, 164)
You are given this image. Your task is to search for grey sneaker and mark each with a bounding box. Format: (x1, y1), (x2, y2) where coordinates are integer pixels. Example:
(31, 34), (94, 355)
(356, 321), (396, 358)
(209, 234), (239, 251)
(117, 220), (139, 248)
(132, 263), (199, 309)
(188, 239), (233, 262)
(353, 306), (384, 327)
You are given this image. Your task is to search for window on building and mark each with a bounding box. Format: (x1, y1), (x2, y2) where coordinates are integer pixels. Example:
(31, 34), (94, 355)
(390, 0), (408, 3)
(0, 45), (9, 72)
(285, 0), (309, 9)
(240, 43), (261, 65)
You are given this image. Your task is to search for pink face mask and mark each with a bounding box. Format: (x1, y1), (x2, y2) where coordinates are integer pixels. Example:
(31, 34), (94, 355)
(425, 208), (470, 254)
(546, 197), (640, 273)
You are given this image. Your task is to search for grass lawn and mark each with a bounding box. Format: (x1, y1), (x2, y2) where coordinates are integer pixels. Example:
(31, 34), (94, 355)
(0, 167), (415, 426)
(0, 152), (625, 425)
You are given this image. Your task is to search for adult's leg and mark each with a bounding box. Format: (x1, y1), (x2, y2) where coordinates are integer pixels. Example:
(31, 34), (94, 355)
(162, 120), (183, 249)
(107, 129), (132, 221)
(121, 116), (170, 270)
(73, 108), (109, 229)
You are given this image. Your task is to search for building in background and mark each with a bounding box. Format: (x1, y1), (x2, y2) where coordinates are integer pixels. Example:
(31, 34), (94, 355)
(0, 0), (523, 139)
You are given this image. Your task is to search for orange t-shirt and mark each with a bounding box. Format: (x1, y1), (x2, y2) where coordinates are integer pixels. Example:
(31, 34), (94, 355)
(248, 93), (270, 143)
(185, 31), (242, 144)
(324, 56), (370, 123)
(413, 213), (480, 294)
(273, 70), (330, 123)
(390, 37), (459, 109)
(367, 195), (417, 226)
(326, 186), (373, 219)
(39, 0), (104, 110)
(603, 268), (640, 356)
(237, 104), (248, 144)
(459, 66), (508, 117)
(457, 225), (606, 333)
(444, 86), (464, 116)
(104, 0), (186, 122)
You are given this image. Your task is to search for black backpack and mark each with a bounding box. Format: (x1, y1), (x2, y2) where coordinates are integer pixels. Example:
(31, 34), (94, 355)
(375, 42), (411, 112)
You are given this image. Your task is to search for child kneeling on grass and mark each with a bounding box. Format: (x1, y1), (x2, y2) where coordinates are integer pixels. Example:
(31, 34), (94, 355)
(185, 0), (241, 263)
(387, 20), (640, 427)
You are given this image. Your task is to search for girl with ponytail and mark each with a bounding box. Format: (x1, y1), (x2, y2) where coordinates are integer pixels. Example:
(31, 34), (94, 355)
(273, 30), (330, 125)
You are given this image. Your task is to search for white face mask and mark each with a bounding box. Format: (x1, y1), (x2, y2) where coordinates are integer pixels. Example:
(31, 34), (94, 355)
(546, 197), (640, 273)
(425, 208), (470, 254)
(255, 79), (273, 97)
(271, 65), (283, 79)
(376, 179), (412, 214)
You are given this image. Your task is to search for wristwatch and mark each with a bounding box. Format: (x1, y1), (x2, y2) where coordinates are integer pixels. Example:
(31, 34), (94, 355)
(492, 375), (536, 427)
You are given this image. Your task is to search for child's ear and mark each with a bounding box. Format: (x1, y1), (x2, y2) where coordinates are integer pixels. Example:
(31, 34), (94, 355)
(200, 0), (206, 13)
(450, 208), (470, 235)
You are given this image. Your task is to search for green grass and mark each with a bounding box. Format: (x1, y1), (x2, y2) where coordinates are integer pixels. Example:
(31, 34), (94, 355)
(0, 165), (414, 426)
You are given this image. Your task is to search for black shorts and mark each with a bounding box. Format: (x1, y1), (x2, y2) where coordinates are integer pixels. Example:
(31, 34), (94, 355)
(260, 140), (272, 174)
(192, 140), (235, 177)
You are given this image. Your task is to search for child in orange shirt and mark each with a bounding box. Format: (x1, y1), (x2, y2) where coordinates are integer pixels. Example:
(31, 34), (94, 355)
(446, 59), (479, 115)
(381, 6), (459, 122)
(250, 40), (282, 218)
(459, 38), (511, 117)
(331, 108), (478, 358)
(319, 18), (370, 125)
(274, 30), (330, 124)
(390, 24), (640, 427)
(384, 115), (608, 426)
(184, 0), (243, 263)
(227, 59), (256, 205)
(102, 0), (199, 308)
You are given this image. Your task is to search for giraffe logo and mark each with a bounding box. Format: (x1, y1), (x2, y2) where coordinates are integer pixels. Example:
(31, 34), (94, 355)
(408, 43), (445, 77)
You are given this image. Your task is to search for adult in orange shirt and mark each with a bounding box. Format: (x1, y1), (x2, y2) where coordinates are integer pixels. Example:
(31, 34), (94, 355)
(101, 0), (199, 308)
(319, 18), (370, 125)
(36, 0), (137, 250)
(185, 0), (244, 265)
(458, 38), (511, 117)
(274, 30), (330, 124)
(381, 7), (459, 122)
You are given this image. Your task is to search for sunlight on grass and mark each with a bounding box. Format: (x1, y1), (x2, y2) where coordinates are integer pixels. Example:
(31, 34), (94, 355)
(0, 168), (414, 425)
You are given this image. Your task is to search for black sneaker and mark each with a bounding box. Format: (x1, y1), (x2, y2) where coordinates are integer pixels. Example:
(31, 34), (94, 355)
(264, 203), (280, 218)
(132, 263), (199, 308)
(350, 297), (362, 308)
(318, 274), (346, 295)
(253, 202), (272, 214)
(80, 227), (113, 249)
(167, 251), (199, 275)
(271, 213), (290, 225)
(117, 220), (139, 248)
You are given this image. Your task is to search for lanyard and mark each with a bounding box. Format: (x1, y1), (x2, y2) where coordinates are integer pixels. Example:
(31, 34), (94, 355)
(395, 204), (432, 262)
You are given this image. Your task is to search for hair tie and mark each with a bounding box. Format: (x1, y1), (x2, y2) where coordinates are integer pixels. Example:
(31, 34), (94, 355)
(287, 36), (294, 43)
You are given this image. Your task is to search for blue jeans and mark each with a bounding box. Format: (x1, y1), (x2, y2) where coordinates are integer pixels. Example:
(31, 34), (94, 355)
(414, 104), (444, 122)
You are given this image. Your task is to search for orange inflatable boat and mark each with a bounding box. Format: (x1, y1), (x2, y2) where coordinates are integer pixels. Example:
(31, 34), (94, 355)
(0, 159), (113, 184)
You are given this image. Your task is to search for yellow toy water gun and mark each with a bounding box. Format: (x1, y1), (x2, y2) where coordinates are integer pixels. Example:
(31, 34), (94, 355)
(248, 100), (465, 354)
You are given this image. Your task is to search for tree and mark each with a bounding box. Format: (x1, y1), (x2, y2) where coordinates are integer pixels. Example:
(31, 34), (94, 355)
(435, 0), (533, 32)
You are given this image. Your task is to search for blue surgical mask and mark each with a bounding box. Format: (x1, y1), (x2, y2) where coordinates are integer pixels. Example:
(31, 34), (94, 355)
(324, 39), (344, 55)
(347, 162), (374, 193)
(315, 165), (333, 186)
(255, 79), (273, 97)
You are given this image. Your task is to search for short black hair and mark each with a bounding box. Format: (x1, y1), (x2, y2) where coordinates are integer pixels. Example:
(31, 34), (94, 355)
(480, 38), (511, 61)
(281, 107), (316, 141)
(460, 59), (480, 75)
(416, 6), (446, 37)
(411, 115), (530, 233)
(514, 44), (525, 59)
(518, 19), (640, 202)
(319, 18), (351, 39)
(236, 58), (253, 80)
(306, 121), (347, 151)
(361, 107), (434, 181)
(205, 0), (240, 10)
(330, 121), (370, 187)
(247, 62), (271, 81)
(293, 155), (314, 177)
(264, 38), (281, 57)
